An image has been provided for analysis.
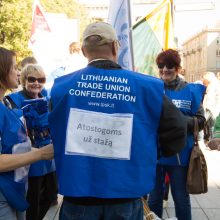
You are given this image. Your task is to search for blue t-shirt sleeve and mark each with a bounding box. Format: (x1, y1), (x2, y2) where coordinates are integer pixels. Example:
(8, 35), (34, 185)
(0, 104), (5, 153)
(0, 137), (2, 153)
(0, 102), (8, 153)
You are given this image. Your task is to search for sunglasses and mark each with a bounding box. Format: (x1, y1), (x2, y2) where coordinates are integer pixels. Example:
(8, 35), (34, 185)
(27, 76), (46, 84)
(157, 63), (175, 69)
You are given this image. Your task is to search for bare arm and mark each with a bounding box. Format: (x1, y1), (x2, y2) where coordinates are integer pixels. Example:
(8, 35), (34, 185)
(0, 144), (54, 172)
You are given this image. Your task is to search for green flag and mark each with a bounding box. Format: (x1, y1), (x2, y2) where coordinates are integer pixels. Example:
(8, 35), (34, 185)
(132, 0), (175, 76)
(132, 19), (162, 76)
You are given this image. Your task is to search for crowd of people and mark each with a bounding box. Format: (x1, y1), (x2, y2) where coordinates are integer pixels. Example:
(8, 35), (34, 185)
(0, 21), (220, 220)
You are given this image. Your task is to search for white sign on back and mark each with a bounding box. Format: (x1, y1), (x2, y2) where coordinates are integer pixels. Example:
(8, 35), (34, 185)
(65, 108), (133, 160)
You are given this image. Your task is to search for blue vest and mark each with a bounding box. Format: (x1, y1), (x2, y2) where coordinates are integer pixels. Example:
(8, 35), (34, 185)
(159, 83), (206, 166)
(8, 91), (55, 176)
(49, 66), (164, 198)
(0, 103), (31, 211)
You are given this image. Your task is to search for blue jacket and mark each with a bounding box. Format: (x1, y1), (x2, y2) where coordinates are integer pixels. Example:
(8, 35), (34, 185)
(49, 66), (164, 198)
(8, 91), (55, 176)
(0, 102), (31, 211)
(159, 83), (206, 166)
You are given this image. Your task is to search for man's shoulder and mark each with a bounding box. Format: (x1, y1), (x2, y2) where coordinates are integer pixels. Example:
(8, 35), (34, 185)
(55, 72), (75, 82)
(51, 71), (82, 97)
(53, 71), (79, 88)
(123, 69), (163, 85)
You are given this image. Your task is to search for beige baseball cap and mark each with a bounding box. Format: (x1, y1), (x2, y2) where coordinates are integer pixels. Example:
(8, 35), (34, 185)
(82, 22), (118, 46)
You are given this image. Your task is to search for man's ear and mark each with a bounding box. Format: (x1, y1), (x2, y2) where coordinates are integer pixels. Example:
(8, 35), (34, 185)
(112, 41), (118, 57)
(81, 47), (86, 57)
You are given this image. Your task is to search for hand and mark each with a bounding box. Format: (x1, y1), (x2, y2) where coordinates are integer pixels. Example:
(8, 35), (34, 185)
(39, 143), (54, 160)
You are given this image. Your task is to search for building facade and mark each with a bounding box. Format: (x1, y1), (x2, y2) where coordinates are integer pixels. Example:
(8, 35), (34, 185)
(182, 28), (220, 82)
(78, 0), (160, 22)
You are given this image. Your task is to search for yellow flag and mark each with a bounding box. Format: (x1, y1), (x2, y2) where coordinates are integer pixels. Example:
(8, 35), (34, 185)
(132, 0), (175, 75)
(145, 0), (175, 50)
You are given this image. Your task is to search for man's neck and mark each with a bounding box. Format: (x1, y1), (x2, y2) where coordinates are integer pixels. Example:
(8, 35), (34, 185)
(88, 58), (109, 64)
(88, 59), (121, 70)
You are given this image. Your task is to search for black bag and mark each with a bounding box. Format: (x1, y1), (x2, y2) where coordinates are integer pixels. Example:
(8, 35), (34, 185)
(186, 117), (208, 194)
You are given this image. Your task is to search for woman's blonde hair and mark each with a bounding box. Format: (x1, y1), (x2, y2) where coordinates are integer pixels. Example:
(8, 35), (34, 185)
(21, 64), (45, 88)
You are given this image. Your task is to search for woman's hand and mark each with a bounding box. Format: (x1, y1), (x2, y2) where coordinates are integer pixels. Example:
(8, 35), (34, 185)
(38, 143), (54, 160)
(0, 144), (54, 172)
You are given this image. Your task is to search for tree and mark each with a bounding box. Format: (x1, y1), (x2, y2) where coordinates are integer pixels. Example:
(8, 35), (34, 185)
(0, 0), (33, 60)
(0, 0), (90, 61)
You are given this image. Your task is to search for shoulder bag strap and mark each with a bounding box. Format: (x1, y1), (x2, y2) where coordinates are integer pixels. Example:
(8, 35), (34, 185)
(193, 117), (199, 147)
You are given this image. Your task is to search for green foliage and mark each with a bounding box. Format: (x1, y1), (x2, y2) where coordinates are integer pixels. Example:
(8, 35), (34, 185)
(0, 0), (91, 62)
(41, 0), (80, 18)
(0, 0), (33, 61)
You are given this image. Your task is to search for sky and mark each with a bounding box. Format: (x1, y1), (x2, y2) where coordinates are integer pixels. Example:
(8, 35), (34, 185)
(78, 0), (109, 4)
(174, 0), (220, 45)
(79, 0), (220, 46)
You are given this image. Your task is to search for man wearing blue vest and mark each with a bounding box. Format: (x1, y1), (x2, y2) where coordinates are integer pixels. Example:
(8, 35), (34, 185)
(48, 22), (187, 220)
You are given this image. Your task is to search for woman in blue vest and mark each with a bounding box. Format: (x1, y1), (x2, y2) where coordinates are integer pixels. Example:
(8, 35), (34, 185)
(148, 49), (206, 220)
(7, 64), (57, 220)
(0, 47), (53, 220)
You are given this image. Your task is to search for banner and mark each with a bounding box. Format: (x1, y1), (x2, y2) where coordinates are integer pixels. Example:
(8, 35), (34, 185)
(108, 0), (133, 70)
(132, 0), (175, 76)
(28, 0), (79, 80)
(29, 0), (51, 48)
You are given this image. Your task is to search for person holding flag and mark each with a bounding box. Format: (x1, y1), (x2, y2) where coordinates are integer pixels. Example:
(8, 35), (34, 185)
(48, 22), (187, 220)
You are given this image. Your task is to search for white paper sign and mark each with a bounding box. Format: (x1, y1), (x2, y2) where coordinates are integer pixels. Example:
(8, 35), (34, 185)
(65, 108), (133, 160)
(13, 138), (32, 182)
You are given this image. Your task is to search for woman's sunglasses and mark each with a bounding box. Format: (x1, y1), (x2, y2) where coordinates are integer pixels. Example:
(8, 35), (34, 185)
(27, 76), (46, 84)
(157, 63), (175, 69)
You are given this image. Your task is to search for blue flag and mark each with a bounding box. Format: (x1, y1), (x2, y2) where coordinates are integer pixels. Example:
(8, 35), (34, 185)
(108, 0), (133, 70)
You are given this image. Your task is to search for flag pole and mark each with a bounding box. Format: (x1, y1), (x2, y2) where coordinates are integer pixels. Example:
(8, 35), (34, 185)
(171, 0), (177, 48)
(127, 0), (135, 71)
